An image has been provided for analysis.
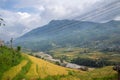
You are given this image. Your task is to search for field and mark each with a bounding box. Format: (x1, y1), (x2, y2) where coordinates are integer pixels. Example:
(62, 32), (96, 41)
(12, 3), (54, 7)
(49, 47), (120, 63)
(2, 60), (28, 80)
(0, 52), (118, 80)
(25, 54), (69, 79)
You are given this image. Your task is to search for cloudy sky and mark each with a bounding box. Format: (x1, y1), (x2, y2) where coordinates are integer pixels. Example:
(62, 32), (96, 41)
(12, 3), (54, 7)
(0, 0), (120, 41)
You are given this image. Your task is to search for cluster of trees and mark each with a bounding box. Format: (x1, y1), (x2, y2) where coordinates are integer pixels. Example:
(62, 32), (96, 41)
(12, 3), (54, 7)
(71, 57), (120, 68)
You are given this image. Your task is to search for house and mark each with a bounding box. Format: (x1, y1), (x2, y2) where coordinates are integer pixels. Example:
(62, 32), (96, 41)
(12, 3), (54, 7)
(0, 40), (4, 46)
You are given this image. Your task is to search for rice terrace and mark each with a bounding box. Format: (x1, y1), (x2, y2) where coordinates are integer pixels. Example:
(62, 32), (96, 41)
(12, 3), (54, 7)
(0, 0), (120, 80)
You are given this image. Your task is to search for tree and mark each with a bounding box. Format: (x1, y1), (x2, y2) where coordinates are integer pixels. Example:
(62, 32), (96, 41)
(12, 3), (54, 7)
(10, 38), (13, 48)
(17, 46), (21, 52)
(0, 17), (5, 26)
(55, 61), (60, 65)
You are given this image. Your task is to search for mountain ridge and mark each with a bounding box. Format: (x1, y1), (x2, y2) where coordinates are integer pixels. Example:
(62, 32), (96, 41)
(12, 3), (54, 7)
(15, 19), (120, 52)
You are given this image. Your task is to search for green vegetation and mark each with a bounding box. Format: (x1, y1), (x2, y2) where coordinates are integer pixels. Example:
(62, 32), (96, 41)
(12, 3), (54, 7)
(2, 60), (28, 80)
(0, 46), (23, 79)
(17, 46), (21, 52)
(49, 48), (89, 61)
(71, 57), (119, 67)
(15, 20), (120, 52)
(0, 46), (118, 80)
(13, 56), (32, 80)
(49, 47), (120, 67)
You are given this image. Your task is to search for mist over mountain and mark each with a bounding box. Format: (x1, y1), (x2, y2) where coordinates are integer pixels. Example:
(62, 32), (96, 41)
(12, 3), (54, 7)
(15, 20), (120, 52)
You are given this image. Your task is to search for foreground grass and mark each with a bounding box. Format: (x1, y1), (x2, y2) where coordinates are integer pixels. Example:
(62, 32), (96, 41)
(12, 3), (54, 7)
(0, 46), (23, 79)
(2, 60), (28, 80)
(1, 53), (117, 80)
(13, 55), (32, 80)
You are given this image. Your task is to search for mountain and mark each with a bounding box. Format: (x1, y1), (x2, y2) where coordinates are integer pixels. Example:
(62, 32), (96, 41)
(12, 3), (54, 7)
(15, 20), (120, 52)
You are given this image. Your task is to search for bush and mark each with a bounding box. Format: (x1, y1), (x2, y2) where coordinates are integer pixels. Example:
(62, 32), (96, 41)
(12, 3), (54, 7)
(17, 46), (21, 52)
(55, 61), (60, 65)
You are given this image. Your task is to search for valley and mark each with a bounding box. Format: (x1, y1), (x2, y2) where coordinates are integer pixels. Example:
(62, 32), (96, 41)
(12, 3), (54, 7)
(1, 0), (120, 80)
(12, 19), (120, 80)
(49, 47), (120, 61)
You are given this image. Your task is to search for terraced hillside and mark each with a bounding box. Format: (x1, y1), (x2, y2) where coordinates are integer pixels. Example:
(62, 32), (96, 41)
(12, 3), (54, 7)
(1, 53), (77, 80)
(49, 48), (120, 67)
(24, 54), (69, 79)
(1, 52), (117, 80)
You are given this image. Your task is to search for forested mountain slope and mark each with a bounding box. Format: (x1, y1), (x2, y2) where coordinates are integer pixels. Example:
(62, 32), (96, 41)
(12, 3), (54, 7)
(15, 20), (120, 52)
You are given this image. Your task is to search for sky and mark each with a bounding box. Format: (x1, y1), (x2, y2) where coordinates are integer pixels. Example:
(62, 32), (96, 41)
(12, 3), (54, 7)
(0, 0), (120, 41)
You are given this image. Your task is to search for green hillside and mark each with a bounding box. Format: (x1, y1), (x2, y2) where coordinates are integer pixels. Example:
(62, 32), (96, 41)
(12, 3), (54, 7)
(0, 46), (23, 79)
(0, 46), (118, 80)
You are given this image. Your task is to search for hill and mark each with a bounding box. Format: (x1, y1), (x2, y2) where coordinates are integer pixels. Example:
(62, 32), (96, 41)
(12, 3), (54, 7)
(14, 20), (120, 52)
(0, 47), (117, 80)
(3, 54), (71, 80)
(0, 47), (72, 80)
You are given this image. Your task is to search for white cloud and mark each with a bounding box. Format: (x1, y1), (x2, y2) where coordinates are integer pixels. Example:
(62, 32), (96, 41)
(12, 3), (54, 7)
(15, 0), (103, 20)
(0, 0), (120, 41)
(114, 16), (120, 21)
(0, 9), (44, 40)
(18, 12), (31, 19)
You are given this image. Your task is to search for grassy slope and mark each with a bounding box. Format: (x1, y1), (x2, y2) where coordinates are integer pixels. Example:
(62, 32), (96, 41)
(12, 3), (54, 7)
(78, 66), (117, 80)
(1, 53), (117, 80)
(2, 60), (28, 80)
(0, 46), (23, 79)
